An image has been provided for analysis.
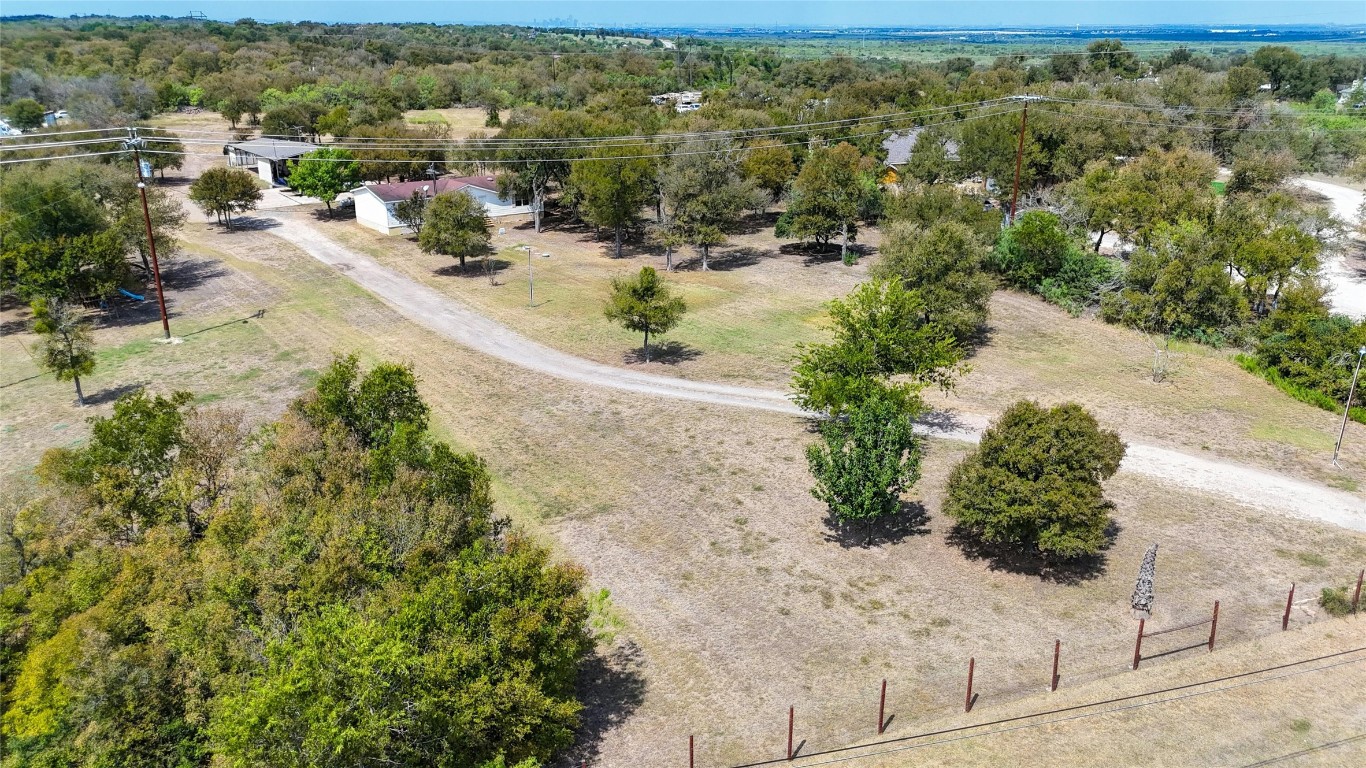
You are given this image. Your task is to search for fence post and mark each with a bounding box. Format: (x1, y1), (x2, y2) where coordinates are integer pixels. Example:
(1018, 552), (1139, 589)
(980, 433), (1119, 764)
(1283, 583), (1295, 631)
(1132, 618), (1145, 670)
(877, 678), (887, 735)
(1051, 639), (1061, 691)
(1353, 570), (1363, 615)
(786, 706), (794, 761)
(965, 657), (976, 712)
(1208, 601), (1220, 651)
(689, 735), (694, 768)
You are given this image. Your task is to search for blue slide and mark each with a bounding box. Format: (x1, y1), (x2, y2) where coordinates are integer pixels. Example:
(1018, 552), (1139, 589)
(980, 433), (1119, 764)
(119, 288), (145, 301)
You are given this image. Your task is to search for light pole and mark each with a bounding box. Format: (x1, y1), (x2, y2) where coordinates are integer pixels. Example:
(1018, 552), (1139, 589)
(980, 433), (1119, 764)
(1333, 346), (1366, 466)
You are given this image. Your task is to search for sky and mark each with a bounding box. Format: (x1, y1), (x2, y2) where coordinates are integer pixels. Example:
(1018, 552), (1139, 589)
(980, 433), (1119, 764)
(2, 0), (1363, 28)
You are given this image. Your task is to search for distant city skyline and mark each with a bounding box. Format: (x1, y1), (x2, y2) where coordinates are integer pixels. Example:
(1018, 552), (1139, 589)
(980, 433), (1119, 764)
(3, 1), (1363, 29)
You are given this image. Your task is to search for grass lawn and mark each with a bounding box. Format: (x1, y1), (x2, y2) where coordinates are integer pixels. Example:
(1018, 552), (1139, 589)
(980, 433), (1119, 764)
(402, 107), (503, 137)
(5, 220), (1364, 766)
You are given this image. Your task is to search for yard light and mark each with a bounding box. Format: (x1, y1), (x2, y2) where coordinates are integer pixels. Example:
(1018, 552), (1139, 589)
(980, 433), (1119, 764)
(522, 245), (535, 307)
(1333, 346), (1366, 466)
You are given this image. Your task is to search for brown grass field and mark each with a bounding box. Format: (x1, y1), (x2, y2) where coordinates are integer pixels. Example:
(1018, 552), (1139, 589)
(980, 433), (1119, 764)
(3, 162), (1365, 766)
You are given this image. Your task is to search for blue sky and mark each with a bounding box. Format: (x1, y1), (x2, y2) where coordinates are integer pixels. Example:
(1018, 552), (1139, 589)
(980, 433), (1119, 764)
(3, 1), (1362, 28)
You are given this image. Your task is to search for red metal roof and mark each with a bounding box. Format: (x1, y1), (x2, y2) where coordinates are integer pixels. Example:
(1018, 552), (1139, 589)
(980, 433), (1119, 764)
(355, 175), (500, 203)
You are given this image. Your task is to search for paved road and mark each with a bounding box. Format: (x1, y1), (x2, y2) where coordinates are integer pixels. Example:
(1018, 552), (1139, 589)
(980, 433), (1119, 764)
(263, 212), (1366, 531)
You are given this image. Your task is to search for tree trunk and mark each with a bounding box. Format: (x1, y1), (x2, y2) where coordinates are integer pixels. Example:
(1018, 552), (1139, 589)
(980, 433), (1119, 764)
(139, 247), (152, 278)
(615, 225), (623, 258)
(665, 244), (673, 272)
(701, 244), (709, 271)
(459, 254), (466, 272)
(841, 221), (849, 261)
(643, 327), (651, 362)
(325, 200), (334, 218)
(1094, 229), (1107, 252)
(533, 189), (543, 233)
(74, 376), (85, 407)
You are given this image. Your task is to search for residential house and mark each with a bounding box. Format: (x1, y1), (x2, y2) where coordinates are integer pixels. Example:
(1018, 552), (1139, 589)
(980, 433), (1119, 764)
(351, 176), (535, 235)
(224, 138), (318, 184)
(880, 128), (960, 184)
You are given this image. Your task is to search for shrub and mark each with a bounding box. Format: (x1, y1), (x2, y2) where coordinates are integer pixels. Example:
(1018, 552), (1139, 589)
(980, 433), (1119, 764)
(1319, 586), (1354, 617)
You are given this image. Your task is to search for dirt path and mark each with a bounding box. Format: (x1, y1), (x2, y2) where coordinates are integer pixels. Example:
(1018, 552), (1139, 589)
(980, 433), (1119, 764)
(1293, 177), (1366, 318)
(262, 212), (1366, 530)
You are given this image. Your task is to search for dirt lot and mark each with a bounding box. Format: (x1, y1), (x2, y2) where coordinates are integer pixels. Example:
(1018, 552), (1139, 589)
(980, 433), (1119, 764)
(4, 216), (1365, 767)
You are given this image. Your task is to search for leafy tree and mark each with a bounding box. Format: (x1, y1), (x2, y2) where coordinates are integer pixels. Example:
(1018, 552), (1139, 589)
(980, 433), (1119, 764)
(3, 98), (46, 130)
(1086, 39), (1140, 77)
(871, 220), (994, 344)
(315, 105), (351, 137)
(806, 393), (921, 529)
(603, 266), (686, 362)
(419, 190), (492, 272)
(1252, 46), (1303, 92)
(792, 279), (966, 417)
(1109, 148), (1218, 248)
(29, 298), (96, 406)
(739, 140), (796, 206)
(568, 147), (656, 258)
(1, 232), (129, 302)
(394, 189), (429, 236)
(944, 401), (1126, 559)
(1225, 150), (1296, 196)
(784, 142), (878, 263)
(288, 148), (360, 217)
(882, 183), (1001, 245)
(0, 166), (107, 246)
(1225, 65), (1268, 102)
(1067, 161), (1122, 252)
(299, 353), (430, 450)
(658, 141), (765, 270)
(991, 211), (1072, 289)
(188, 167), (262, 229)
(900, 129), (957, 185)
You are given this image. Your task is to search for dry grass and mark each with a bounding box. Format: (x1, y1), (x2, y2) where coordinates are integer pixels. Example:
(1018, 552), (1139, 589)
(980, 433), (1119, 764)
(4, 220), (1366, 768)
(402, 107), (503, 137)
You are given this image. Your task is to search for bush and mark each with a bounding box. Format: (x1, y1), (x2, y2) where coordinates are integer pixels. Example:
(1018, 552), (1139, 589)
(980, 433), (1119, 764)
(1319, 586), (1354, 617)
(944, 401), (1126, 559)
(1235, 354), (1366, 425)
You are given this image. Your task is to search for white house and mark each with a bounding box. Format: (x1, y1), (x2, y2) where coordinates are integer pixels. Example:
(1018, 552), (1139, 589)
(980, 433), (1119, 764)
(351, 176), (535, 235)
(224, 138), (318, 184)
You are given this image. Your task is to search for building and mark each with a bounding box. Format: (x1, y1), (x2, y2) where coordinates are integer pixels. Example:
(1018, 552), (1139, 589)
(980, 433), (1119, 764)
(651, 91), (703, 111)
(351, 176), (535, 235)
(880, 128), (960, 183)
(224, 138), (318, 184)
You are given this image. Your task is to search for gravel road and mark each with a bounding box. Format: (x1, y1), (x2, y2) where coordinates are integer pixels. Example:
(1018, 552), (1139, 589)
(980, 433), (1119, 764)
(265, 213), (1366, 531)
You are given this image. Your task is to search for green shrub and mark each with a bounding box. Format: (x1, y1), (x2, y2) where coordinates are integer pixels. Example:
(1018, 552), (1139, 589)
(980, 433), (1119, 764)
(1319, 586), (1354, 617)
(1235, 354), (1366, 425)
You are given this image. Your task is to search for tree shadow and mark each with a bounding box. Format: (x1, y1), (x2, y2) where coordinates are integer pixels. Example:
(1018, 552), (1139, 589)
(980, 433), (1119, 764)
(309, 204), (356, 222)
(562, 638), (648, 767)
(944, 520), (1120, 585)
(622, 340), (703, 365)
(84, 381), (146, 406)
(222, 216), (281, 232)
(161, 258), (230, 291)
(779, 241), (872, 267)
(673, 246), (775, 272)
(822, 501), (932, 549)
(916, 409), (972, 436)
(434, 258), (511, 278)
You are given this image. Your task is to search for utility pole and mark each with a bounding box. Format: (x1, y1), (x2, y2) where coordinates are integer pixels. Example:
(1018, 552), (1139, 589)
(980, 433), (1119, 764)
(127, 129), (172, 340)
(1008, 96), (1036, 226)
(1333, 346), (1366, 465)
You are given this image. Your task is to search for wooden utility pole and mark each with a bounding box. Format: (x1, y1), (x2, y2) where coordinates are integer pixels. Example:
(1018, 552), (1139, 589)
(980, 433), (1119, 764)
(1008, 98), (1031, 226)
(128, 129), (171, 339)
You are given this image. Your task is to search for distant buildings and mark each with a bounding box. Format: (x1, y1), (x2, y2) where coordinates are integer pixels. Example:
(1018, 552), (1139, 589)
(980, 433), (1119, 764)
(651, 91), (704, 112)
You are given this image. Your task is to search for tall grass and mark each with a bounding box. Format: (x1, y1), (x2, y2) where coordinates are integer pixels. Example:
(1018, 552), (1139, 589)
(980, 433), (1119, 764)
(1235, 354), (1366, 425)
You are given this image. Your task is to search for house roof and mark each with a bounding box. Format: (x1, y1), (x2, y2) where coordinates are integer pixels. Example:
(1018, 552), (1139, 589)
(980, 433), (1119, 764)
(226, 138), (318, 161)
(881, 129), (960, 167)
(353, 175), (500, 203)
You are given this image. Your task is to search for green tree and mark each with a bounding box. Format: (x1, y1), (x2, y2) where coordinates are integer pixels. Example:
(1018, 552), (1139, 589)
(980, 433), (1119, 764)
(784, 142), (878, 263)
(991, 211), (1072, 289)
(882, 183), (1001, 245)
(901, 130), (957, 185)
(1, 231), (129, 303)
(944, 401), (1126, 560)
(188, 167), (262, 229)
(792, 279), (966, 417)
(739, 140), (796, 207)
(1252, 46), (1303, 92)
(1225, 65), (1268, 102)
(30, 298), (96, 406)
(288, 148), (360, 217)
(0, 167), (107, 246)
(659, 141), (765, 271)
(418, 190), (492, 271)
(1067, 161), (1123, 252)
(806, 393), (922, 530)
(1086, 39), (1140, 77)
(871, 220), (994, 344)
(394, 189), (429, 236)
(3, 98), (46, 130)
(568, 148), (656, 258)
(603, 266), (686, 362)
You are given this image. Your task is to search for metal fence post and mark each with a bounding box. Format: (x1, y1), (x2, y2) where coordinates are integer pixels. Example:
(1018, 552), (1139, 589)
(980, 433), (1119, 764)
(1051, 639), (1061, 691)
(1132, 619), (1145, 670)
(1283, 583), (1295, 630)
(965, 657), (976, 712)
(689, 735), (694, 768)
(877, 678), (887, 734)
(786, 706), (794, 761)
(1208, 601), (1220, 651)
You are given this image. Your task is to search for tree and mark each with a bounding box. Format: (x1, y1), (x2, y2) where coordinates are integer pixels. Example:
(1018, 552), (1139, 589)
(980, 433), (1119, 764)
(1067, 161), (1122, 252)
(568, 148), (656, 258)
(1086, 39), (1140, 78)
(901, 130), (957, 185)
(739, 140), (796, 207)
(871, 220), (994, 344)
(944, 401), (1126, 560)
(991, 211), (1072, 289)
(1, 232), (129, 303)
(0, 166), (107, 246)
(1252, 46), (1303, 92)
(603, 266), (686, 362)
(784, 142), (877, 263)
(394, 189), (429, 236)
(188, 167), (262, 229)
(658, 141), (765, 270)
(806, 393), (921, 530)
(3, 98), (46, 130)
(30, 298), (96, 406)
(419, 191), (492, 272)
(882, 183), (1001, 245)
(1225, 65), (1268, 102)
(791, 279), (966, 417)
(288, 148), (360, 217)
